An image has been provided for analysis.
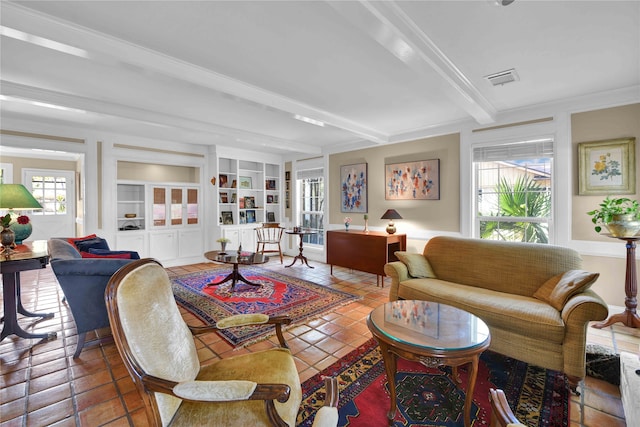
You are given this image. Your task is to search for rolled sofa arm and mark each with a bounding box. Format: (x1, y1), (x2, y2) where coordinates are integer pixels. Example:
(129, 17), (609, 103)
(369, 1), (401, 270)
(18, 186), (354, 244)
(560, 289), (609, 380)
(384, 261), (411, 301)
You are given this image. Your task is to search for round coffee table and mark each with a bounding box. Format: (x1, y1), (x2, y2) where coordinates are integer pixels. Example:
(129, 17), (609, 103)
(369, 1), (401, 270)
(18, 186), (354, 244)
(367, 300), (491, 427)
(204, 250), (268, 290)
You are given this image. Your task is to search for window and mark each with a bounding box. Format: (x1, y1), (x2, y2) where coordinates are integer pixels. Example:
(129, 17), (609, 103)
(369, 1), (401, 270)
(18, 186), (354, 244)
(30, 175), (67, 215)
(474, 139), (553, 243)
(296, 159), (324, 246)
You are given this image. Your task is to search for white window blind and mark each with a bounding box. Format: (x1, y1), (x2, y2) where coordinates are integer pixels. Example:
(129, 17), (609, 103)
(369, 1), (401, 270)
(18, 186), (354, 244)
(473, 139), (554, 162)
(296, 157), (324, 180)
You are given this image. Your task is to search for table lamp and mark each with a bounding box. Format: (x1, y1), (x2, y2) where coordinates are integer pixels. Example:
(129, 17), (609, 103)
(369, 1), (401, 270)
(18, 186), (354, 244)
(381, 209), (402, 234)
(0, 184), (43, 253)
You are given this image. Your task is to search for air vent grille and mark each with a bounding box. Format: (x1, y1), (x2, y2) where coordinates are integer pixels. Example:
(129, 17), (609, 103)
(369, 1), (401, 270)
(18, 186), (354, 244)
(485, 68), (519, 86)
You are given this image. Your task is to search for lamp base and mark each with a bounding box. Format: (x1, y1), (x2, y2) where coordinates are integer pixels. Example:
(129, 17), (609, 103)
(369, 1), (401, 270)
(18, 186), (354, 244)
(386, 221), (396, 234)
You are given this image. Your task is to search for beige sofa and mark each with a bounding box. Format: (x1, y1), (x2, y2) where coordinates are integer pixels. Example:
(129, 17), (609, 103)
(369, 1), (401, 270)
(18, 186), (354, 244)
(384, 236), (609, 392)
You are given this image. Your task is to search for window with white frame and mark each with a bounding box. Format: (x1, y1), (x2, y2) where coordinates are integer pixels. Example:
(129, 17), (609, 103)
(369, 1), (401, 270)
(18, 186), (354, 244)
(474, 138), (553, 243)
(296, 159), (324, 246)
(30, 175), (68, 215)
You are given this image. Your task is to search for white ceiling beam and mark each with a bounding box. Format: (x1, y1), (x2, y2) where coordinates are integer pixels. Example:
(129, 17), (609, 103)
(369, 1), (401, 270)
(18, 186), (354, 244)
(1, 81), (321, 155)
(1, 2), (388, 144)
(328, 0), (497, 125)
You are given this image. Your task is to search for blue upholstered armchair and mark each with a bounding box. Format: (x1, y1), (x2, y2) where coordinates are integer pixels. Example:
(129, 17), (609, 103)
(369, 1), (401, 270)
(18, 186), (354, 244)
(48, 238), (139, 357)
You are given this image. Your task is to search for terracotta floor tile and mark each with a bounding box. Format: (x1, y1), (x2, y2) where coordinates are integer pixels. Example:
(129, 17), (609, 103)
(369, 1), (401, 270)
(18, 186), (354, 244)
(2, 261), (632, 426)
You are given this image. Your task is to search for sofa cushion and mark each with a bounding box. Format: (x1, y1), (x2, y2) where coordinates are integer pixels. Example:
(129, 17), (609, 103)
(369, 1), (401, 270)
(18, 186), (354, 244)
(395, 251), (436, 278)
(80, 251), (132, 259)
(533, 270), (600, 311)
(48, 238), (82, 260)
(397, 278), (565, 344)
(88, 248), (141, 259)
(67, 234), (97, 246)
(74, 237), (110, 252)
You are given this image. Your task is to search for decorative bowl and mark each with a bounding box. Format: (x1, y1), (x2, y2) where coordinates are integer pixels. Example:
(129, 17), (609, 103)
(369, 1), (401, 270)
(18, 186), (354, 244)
(124, 213), (137, 218)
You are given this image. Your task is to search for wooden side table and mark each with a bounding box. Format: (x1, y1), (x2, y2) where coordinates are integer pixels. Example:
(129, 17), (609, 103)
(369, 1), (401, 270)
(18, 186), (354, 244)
(593, 236), (640, 329)
(1, 241), (57, 341)
(285, 229), (317, 268)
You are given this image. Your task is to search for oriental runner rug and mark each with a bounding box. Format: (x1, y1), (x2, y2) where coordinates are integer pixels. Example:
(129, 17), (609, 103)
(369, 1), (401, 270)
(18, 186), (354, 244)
(170, 267), (361, 347)
(298, 338), (569, 427)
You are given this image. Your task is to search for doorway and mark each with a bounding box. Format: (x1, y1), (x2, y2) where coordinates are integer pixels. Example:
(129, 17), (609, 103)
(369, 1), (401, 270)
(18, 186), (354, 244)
(23, 169), (76, 240)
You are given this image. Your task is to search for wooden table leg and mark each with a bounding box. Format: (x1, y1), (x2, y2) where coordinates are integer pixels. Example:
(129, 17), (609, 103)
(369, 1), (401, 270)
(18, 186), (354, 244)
(378, 341), (398, 426)
(464, 357), (480, 427)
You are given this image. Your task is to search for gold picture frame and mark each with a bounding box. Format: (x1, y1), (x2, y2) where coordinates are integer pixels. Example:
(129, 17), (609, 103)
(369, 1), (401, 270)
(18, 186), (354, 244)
(578, 137), (636, 195)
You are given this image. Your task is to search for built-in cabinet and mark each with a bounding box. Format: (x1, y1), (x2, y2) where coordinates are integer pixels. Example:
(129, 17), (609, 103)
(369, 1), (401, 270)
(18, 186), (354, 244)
(115, 181), (202, 262)
(217, 158), (281, 227)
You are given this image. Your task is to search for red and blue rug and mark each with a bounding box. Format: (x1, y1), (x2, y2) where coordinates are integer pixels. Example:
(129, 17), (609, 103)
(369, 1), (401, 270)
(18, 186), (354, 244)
(298, 338), (569, 427)
(170, 267), (361, 347)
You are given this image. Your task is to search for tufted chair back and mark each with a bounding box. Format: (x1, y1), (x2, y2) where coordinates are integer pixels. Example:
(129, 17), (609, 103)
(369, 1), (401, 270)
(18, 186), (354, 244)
(106, 259), (199, 426)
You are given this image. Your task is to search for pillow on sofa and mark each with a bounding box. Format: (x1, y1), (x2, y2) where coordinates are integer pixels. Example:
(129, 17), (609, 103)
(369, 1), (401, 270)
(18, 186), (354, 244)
(74, 237), (110, 252)
(67, 234), (97, 246)
(394, 251), (436, 278)
(88, 248), (141, 260)
(533, 270), (600, 310)
(80, 251), (131, 259)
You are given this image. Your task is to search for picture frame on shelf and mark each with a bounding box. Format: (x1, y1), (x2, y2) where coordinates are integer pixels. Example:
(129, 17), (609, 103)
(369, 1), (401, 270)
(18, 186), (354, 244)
(239, 197), (245, 209)
(219, 174), (228, 188)
(221, 211), (233, 225)
(285, 171), (290, 181)
(265, 179), (276, 190)
(231, 179), (237, 188)
(219, 192), (228, 203)
(246, 209), (256, 223)
(578, 137), (636, 195)
(239, 211), (247, 224)
(340, 162), (368, 213)
(239, 176), (252, 189)
(267, 194), (274, 203)
(385, 159), (440, 200)
(244, 196), (255, 208)
(231, 192), (237, 203)
(274, 194), (279, 203)
(266, 211), (276, 222)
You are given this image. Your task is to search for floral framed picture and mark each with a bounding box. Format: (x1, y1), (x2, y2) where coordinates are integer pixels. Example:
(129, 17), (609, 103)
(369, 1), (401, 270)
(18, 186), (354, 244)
(340, 162), (367, 213)
(578, 137), (636, 195)
(385, 159), (440, 200)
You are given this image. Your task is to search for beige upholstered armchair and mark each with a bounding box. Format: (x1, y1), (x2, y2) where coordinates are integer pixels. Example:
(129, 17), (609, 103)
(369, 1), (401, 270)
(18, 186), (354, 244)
(256, 223), (285, 263)
(105, 258), (338, 427)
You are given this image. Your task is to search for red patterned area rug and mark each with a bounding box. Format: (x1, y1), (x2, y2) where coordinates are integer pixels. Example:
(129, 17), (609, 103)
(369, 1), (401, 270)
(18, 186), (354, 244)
(298, 338), (569, 427)
(170, 267), (361, 347)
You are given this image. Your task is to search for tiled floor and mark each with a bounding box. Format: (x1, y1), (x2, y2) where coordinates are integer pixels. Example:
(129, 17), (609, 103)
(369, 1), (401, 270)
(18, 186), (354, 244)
(1, 256), (638, 427)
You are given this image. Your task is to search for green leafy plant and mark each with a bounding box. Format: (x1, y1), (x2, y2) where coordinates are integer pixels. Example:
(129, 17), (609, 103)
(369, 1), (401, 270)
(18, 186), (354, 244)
(1, 214), (12, 228)
(587, 196), (640, 233)
(216, 237), (231, 243)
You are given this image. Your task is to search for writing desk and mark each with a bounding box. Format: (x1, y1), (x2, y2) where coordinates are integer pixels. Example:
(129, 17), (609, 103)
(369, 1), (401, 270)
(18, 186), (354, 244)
(1, 240), (57, 341)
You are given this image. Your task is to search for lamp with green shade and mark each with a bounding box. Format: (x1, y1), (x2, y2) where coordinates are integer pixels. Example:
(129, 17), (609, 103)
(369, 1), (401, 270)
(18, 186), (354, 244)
(0, 184), (43, 252)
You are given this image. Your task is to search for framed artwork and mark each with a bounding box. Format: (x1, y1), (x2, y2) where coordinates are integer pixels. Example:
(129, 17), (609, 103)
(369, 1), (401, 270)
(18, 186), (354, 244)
(219, 174), (228, 188)
(385, 159), (440, 200)
(239, 211), (247, 224)
(231, 179), (237, 189)
(266, 211), (276, 222)
(219, 192), (228, 203)
(265, 179), (276, 190)
(244, 196), (255, 208)
(231, 192), (237, 203)
(578, 137), (636, 195)
(274, 194), (279, 203)
(221, 211), (233, 225)
(239, 198), (245, 209)
(267, 194), (274, 203)
(246, 209), (256, 223)
(239, 176), (252, 189)
(340, 163), (368, 213)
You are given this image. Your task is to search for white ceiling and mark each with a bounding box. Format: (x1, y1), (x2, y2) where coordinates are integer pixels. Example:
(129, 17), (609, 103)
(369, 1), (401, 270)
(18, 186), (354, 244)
(1, 1), (639, 156)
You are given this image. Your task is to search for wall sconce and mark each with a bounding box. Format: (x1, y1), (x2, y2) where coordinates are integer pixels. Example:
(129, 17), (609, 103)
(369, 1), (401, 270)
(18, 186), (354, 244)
(381, 209), (402, 234)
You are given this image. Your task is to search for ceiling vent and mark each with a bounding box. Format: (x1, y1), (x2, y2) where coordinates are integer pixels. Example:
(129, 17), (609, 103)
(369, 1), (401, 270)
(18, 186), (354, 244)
(485, 68), (519, 86)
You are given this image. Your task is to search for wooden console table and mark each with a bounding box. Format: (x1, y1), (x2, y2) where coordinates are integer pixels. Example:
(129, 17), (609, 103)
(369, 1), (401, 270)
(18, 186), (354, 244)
(327, 230), (406, 286)
(593, 236), (640, 329)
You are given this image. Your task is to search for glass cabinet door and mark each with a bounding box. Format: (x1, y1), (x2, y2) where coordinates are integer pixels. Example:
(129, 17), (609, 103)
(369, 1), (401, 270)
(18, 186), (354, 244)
(187, 188), (198, 225)
(171, 188), (183, 226)
(153, 187), (167, 227)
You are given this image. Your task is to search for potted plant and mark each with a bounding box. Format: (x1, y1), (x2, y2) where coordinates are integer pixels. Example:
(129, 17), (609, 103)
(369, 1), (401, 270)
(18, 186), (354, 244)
(587, 196), (640, 237)
(216, 237), (231, 253)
